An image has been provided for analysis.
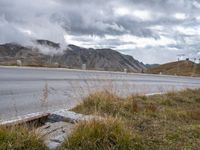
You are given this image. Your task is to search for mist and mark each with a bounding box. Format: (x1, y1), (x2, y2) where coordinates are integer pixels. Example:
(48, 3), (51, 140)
(1, 0), (200, 64)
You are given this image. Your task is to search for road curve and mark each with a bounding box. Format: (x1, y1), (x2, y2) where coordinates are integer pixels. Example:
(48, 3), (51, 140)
(0, 66), (200, 120)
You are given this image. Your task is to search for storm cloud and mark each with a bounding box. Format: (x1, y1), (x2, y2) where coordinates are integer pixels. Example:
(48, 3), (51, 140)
(0, 0), (200, 63)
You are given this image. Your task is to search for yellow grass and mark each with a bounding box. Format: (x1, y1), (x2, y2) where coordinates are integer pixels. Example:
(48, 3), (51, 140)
(147, 60), (200, 76)
(72, 89), (200, 149)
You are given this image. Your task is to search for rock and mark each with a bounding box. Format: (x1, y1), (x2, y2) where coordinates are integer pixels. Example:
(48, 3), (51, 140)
(37, 110), (102, 150)
(49, 109), (102, 123)
(37, 121), (74, 150)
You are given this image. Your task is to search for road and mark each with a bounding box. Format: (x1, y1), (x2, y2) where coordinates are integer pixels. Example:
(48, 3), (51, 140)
(0, 66), (200, 120)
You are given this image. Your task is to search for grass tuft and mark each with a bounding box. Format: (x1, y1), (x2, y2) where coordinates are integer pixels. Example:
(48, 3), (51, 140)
(59, 117), (145, 150)
(0, 125), (48, 150)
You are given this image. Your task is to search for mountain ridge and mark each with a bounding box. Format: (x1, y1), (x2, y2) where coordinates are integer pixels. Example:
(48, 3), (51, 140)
(0, 40), (146, 72)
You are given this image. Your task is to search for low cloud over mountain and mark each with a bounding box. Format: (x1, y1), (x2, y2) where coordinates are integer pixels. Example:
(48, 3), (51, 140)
(1, 0), (200, 63)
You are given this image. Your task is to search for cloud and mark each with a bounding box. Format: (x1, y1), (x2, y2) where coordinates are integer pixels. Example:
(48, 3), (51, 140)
(0, 0), (200, 63)
(0, 15), (30, 44)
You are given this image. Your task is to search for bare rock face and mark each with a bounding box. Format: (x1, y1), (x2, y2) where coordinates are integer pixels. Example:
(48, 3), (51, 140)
(36, 40), (60, 49)
(0, 40), (146, 72)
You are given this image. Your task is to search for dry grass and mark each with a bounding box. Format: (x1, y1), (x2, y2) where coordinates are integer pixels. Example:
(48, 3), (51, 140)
(147, 60), (200, 76)
(0, 125), (48, 150)
(1, 89), (200, 150)
(59, 117), (145, 150)
(72, 89), (200, 149)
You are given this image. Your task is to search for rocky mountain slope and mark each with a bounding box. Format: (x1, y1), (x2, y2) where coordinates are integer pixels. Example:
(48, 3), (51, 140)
(0, 40), (146, 72)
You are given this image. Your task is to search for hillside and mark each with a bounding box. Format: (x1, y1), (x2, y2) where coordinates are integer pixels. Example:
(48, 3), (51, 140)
(145, 63), (159, 69)
(147, 60), (200, 77)
(0, 41), (146, 72)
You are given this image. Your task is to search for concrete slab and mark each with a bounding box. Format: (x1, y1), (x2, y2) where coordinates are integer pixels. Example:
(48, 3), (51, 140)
(0, 112), (49, 126)
(49, 109), (102, 123)
(37, 121), (75, 150)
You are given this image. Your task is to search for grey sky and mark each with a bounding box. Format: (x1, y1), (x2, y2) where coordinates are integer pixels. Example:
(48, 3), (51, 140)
(0, 0), (200, 64)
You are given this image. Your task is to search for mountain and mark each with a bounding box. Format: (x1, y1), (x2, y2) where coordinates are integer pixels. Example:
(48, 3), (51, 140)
(0, 41), (146, 72)
(36, 40), (60, 49)
(145, 64), (159, 69)
(0, 43), (46, 66)
(147, 60), (200, 77)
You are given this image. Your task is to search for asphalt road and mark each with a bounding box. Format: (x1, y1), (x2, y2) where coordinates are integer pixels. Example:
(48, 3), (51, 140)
(1, 66), (200, 120)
